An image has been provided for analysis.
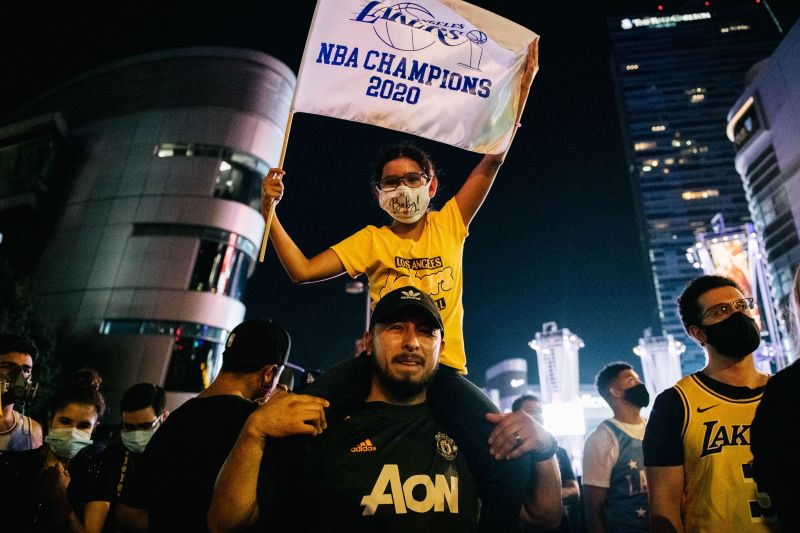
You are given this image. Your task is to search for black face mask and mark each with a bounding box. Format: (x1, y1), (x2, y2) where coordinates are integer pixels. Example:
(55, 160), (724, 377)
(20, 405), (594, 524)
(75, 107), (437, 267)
(702, 312), (761, 360)
(623, 383), (650, 408)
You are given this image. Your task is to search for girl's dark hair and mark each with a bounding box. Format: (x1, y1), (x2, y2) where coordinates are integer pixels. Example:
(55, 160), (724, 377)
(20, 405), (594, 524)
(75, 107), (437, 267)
(373, 144), (436, 185)
(48, 368), (106, 420)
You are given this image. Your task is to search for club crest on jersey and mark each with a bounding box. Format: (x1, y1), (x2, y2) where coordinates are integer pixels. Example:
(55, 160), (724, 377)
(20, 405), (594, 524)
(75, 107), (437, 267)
(435, 432), (457, 461)
(700, 420), (750, 458)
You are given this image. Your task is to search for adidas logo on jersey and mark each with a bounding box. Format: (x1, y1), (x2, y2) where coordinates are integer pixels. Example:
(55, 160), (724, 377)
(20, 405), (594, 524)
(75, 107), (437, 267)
(352, 439), (377, 452)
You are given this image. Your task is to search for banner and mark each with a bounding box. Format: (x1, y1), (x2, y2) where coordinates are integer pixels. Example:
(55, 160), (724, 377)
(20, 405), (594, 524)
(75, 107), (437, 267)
(705, 234), (764, 331)
(292, 0), (537, 154)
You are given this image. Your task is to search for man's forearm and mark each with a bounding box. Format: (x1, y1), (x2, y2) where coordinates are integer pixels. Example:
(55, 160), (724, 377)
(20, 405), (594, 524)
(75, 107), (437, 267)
(520, 456), (562, 529)
(208, 430), (266, 533)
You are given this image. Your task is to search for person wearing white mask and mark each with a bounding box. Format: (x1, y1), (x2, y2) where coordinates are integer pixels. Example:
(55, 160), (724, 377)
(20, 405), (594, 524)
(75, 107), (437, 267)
(0, 368), (109, 533)
(94, 383), (168, 533)
(255, 42), (552, 531)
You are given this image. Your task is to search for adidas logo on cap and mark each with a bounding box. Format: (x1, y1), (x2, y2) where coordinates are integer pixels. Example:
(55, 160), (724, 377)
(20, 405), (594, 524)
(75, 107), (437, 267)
(400, 289), (421, 301)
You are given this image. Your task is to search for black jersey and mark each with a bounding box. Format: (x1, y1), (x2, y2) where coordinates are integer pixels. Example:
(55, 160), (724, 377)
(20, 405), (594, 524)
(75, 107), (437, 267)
(260, 401), (479, 532)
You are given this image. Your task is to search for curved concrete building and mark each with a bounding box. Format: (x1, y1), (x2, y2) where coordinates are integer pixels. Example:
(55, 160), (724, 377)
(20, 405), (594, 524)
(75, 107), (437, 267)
(7, 47), (295, 410)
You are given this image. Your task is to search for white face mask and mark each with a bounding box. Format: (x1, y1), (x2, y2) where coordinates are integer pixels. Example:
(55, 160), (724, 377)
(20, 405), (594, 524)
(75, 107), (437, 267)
(45, 427), (94, 459)
(121, 429), (156, 453)
(378, 184), (431, 224)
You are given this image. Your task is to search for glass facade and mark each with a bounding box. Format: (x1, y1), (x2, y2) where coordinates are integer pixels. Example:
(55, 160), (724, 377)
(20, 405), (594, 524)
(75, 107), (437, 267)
(132, 223), (256, 300)
(608, 3), (782, 372)
(100, 319), (228, 392)
(0, 116), (65, 271)
(732, 100), (800, 303)
(190, 237), (252, 300)
(154, 142), (268, 210)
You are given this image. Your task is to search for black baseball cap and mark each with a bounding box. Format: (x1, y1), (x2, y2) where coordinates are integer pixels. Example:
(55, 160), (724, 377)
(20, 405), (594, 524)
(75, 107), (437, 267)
(223, 320), (290, 372)
(369, 286), (444, 332)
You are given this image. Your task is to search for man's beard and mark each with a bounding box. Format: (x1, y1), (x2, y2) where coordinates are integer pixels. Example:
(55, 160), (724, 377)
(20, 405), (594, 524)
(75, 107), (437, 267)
(372, 353), (437, 400)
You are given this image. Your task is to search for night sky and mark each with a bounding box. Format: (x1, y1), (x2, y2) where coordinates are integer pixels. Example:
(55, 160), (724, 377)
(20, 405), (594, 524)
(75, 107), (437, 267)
(3, 1), (799, 386)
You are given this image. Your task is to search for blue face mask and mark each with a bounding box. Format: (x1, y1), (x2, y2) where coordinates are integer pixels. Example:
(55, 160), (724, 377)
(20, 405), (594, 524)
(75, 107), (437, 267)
(45, 427), (93, 459)
(121, 429), (156, 453)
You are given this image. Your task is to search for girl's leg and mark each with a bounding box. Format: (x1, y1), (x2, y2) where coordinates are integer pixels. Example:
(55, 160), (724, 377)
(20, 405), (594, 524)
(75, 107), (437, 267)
(428, 366), (533, 532)
(301, 355), (372, 426)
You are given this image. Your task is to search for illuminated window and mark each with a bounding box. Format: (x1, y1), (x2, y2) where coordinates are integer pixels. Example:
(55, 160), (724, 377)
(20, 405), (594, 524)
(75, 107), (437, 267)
(664, 158), (674, 165)
(191, 238), (252, 300)
(651, 125), (666, 132)
(682, 189), (720, 200)
(671, 140), (682, 147)
(99, 320), (228, 393)
(154, 142), (269, 211)
(626, 64), (639, 71)
(720, 25), (749, 33)
(132, 224), (256, 301)
(690, 94), (705, 103)
(642, 165), (653, 172)
(634, 141), (656, 151)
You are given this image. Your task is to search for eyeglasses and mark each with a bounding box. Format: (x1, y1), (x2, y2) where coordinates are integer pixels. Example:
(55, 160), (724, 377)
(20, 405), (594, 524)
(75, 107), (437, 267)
(700, 298), (754, 321)
(121, 417), (161, 432)
(377, 172), (429, 192)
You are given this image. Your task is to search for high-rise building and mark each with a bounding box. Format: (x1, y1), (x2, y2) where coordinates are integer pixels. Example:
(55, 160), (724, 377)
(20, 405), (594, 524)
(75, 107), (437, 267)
(0, 47), (295, 412)
(727, 20), (800, 362)
(608, 3), (783, 372)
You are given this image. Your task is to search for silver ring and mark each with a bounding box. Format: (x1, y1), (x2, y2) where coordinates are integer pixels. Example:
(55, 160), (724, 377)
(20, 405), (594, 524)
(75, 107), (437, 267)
(513, 431), (523, 448)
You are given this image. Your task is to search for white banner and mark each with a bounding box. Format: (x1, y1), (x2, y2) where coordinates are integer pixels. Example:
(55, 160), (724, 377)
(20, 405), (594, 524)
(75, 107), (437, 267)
(293, 0), (537, 154)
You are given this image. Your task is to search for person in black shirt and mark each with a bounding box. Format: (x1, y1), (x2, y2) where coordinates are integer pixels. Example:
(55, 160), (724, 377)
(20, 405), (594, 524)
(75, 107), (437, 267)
(93, 383), (168, 532)
(131, 319), (290, 533)
(0, 369), (108, 532)
(513, 394), (580, 532)
(209, 286), (562, 532)
(751, 266), (800, 531)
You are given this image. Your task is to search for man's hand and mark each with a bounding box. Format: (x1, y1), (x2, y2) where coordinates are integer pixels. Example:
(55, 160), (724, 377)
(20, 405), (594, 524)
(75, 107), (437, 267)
(243, 390), (329, 440)
(260, 168), (285, 218)
(486, 410), (550, 460)
(40, 462), (71, 500)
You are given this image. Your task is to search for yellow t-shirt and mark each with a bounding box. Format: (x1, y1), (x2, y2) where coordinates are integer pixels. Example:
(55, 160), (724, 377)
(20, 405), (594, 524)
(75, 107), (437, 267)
(674, 374), (776, 532)
(330, 197), (468, 372)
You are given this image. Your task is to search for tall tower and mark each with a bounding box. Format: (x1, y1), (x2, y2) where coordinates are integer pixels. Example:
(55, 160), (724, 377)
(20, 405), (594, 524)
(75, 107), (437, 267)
(0, 48), (295, 412)
(608, 3), (783, 373)
(528, 322), (583, 403)
(633, 328), (685, 402)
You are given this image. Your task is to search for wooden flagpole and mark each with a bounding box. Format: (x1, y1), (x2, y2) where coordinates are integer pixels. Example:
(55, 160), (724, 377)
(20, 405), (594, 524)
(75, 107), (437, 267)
(259, 111), (295, 263)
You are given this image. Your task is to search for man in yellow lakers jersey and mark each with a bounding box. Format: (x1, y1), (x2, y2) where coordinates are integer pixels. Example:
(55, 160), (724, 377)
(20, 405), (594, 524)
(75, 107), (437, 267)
(643, 275), (777, 533)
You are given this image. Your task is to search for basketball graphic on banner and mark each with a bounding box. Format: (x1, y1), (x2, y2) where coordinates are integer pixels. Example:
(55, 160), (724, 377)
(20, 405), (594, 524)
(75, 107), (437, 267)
(372, 2), (439, 51)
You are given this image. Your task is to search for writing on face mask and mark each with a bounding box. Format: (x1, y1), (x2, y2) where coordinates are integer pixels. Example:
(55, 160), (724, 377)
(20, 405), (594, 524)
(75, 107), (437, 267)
(379, 185), (430, 224)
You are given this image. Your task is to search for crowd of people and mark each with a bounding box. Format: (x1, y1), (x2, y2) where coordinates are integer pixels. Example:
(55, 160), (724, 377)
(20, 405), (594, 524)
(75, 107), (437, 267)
(2, 35), (798, 531)
(2, 268), (798, 532)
